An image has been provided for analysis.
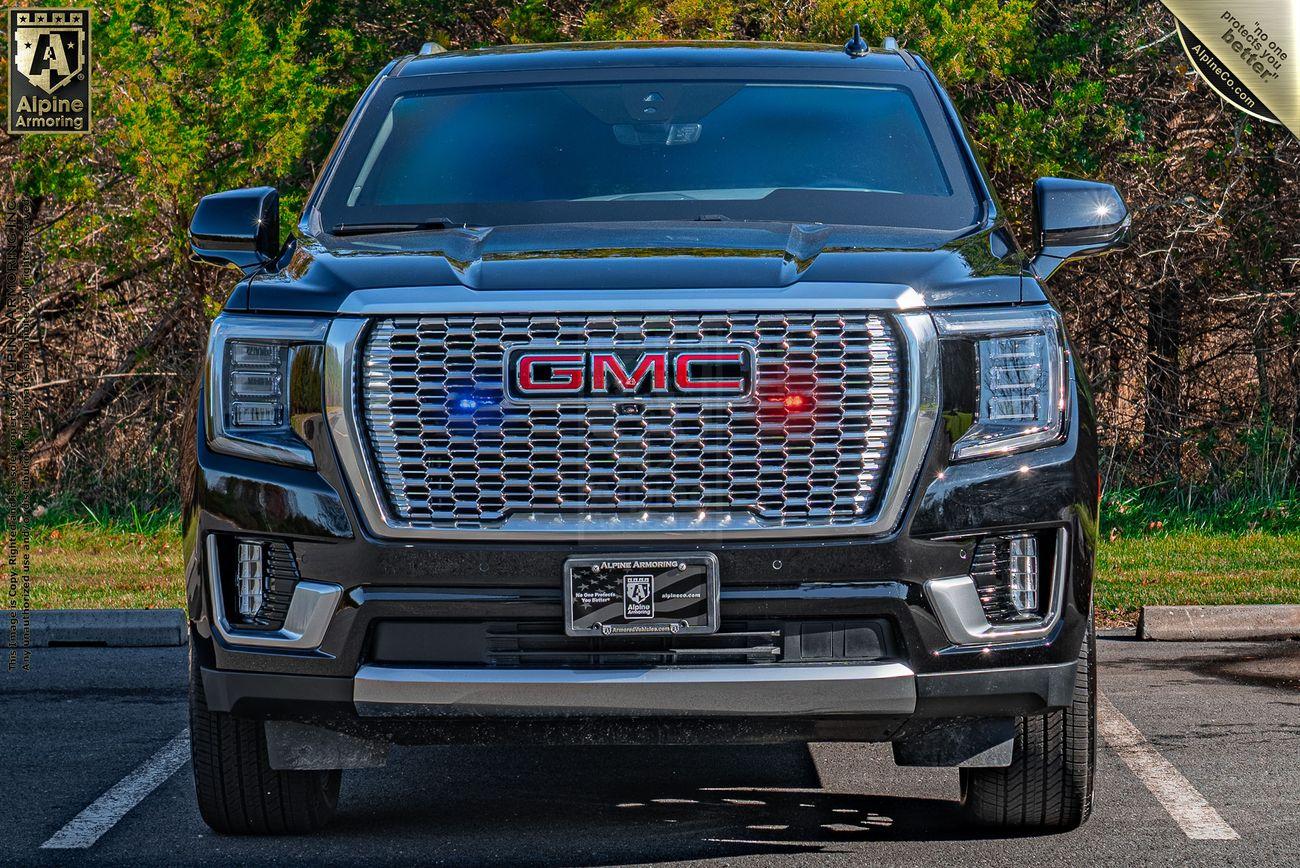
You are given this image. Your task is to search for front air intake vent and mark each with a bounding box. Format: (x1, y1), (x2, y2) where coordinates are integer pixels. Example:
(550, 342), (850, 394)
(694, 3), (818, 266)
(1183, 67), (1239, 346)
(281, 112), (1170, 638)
(366, 618), (899, 668)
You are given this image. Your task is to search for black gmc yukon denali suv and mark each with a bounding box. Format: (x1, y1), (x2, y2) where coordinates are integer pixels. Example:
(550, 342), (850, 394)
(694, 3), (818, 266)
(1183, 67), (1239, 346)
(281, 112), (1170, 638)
(183, 37), (1128, 834)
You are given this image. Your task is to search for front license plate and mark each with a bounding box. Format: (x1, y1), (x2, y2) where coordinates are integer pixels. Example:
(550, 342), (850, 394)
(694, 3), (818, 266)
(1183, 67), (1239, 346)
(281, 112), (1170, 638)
(564, 553), (719, 637)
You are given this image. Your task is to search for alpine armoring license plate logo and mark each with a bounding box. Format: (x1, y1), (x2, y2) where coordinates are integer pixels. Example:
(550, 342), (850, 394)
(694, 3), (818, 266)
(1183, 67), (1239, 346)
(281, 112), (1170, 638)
(564, 553), (720, 637)
(506, 345), (755, 401)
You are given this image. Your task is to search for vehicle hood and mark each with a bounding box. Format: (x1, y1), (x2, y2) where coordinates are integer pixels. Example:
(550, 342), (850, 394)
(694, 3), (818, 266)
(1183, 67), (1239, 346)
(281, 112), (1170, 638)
(239, 222), (1027, 313)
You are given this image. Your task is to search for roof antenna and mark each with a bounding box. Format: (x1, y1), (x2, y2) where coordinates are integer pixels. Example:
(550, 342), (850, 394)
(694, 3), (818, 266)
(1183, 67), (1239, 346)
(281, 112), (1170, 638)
(844, 23), (869, 58)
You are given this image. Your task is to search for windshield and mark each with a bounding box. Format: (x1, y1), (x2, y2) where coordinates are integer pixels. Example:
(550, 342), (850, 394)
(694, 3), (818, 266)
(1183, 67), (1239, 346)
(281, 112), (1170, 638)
(316, 78), (981, 232)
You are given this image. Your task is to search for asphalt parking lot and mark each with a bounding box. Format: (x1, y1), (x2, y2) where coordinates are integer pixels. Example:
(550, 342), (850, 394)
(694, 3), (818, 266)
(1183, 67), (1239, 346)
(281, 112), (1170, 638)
(2, 636), (1297, 866)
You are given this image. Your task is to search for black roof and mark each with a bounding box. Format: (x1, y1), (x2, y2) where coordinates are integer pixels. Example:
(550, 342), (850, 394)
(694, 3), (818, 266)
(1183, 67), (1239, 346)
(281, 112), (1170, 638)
(395, 41), (915, 78)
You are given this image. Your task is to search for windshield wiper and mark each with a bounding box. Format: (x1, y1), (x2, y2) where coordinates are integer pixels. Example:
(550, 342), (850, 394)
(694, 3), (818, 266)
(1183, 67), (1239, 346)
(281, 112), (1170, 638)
(330, 217), (467, 237)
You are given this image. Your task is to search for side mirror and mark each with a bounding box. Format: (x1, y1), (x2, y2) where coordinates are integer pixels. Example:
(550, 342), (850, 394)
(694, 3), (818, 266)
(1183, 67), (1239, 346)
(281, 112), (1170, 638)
(1030, 177), (1129, 281)
(189, 187), (281, 272)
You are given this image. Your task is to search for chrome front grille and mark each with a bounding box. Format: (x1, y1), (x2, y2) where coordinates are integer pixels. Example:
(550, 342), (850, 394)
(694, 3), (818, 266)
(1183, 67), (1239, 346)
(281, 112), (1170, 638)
(358, 312), (903, 532)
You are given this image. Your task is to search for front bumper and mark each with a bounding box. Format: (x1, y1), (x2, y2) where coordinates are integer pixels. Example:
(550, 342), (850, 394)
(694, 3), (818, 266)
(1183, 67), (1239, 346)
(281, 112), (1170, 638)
(200, 658), (1077, 736)
(203, 527), (1071, 655)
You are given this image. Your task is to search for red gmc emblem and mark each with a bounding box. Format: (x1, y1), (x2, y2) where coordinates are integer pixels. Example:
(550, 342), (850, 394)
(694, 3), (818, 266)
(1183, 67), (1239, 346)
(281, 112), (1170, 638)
(506, 346), (754, 400)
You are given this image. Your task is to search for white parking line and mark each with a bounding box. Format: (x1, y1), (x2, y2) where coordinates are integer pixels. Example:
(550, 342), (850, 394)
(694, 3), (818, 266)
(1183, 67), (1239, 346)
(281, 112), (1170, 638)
(41, 729), (190, 850)
(1098, 694), (1239, 841)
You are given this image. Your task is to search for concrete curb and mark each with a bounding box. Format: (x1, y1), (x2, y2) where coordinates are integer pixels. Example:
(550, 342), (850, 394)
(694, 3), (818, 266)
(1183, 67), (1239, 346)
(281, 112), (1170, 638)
(1139, 605), (1300, 641)
(19, 609), (187, 647)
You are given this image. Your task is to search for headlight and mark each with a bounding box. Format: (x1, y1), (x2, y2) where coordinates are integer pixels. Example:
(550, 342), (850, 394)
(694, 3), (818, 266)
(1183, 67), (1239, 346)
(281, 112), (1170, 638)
(204, 314), (329, 467)
(934, 307), (1068, 461)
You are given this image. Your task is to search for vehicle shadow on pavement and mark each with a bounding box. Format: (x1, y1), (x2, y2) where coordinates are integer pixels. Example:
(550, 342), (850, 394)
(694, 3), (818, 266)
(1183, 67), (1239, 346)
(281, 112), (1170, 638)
(325, 743), (1034, 864)
(1102, 638), (1300, 693)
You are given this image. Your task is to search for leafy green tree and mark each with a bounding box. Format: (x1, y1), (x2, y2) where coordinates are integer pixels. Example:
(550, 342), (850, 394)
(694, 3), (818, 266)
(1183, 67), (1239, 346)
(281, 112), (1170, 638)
(11, 0), (355, 469)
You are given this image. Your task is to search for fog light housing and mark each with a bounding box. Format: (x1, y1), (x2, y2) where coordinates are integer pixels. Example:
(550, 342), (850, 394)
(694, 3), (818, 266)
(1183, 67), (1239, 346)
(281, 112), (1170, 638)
(235, 541), (265, 620)
(1007, 534), (1038, 614)
(971, 532), (1044, 623)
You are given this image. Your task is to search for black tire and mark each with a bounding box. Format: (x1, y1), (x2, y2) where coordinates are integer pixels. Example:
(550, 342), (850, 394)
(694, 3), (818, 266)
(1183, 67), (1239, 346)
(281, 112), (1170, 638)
(960, 616), (1096, 830)
(189, 651), (341, 834)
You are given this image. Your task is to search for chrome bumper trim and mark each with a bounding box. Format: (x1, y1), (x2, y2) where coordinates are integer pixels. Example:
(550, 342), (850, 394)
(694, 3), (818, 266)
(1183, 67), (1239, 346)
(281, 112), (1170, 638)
(353, 661), (917, 717)
(205, 535), (341, 650)
(924, 528), (1069, 646)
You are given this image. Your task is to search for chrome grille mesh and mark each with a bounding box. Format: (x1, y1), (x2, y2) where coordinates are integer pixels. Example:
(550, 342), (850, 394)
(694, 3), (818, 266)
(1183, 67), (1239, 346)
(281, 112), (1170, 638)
(359, 312), (902, 530)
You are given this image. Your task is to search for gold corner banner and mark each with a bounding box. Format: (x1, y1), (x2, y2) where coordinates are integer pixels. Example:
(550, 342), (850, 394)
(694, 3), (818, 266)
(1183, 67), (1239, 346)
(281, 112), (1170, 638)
(1163, 1), (1298, 134)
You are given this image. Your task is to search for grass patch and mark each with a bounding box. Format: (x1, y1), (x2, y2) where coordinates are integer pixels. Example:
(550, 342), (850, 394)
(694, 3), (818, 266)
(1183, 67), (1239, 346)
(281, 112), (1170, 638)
(1096, 531), (1300, 626)
(25, 517), (184, 611)
(1102, 486), (1300, 536)
(13, 515), (1300, 624)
